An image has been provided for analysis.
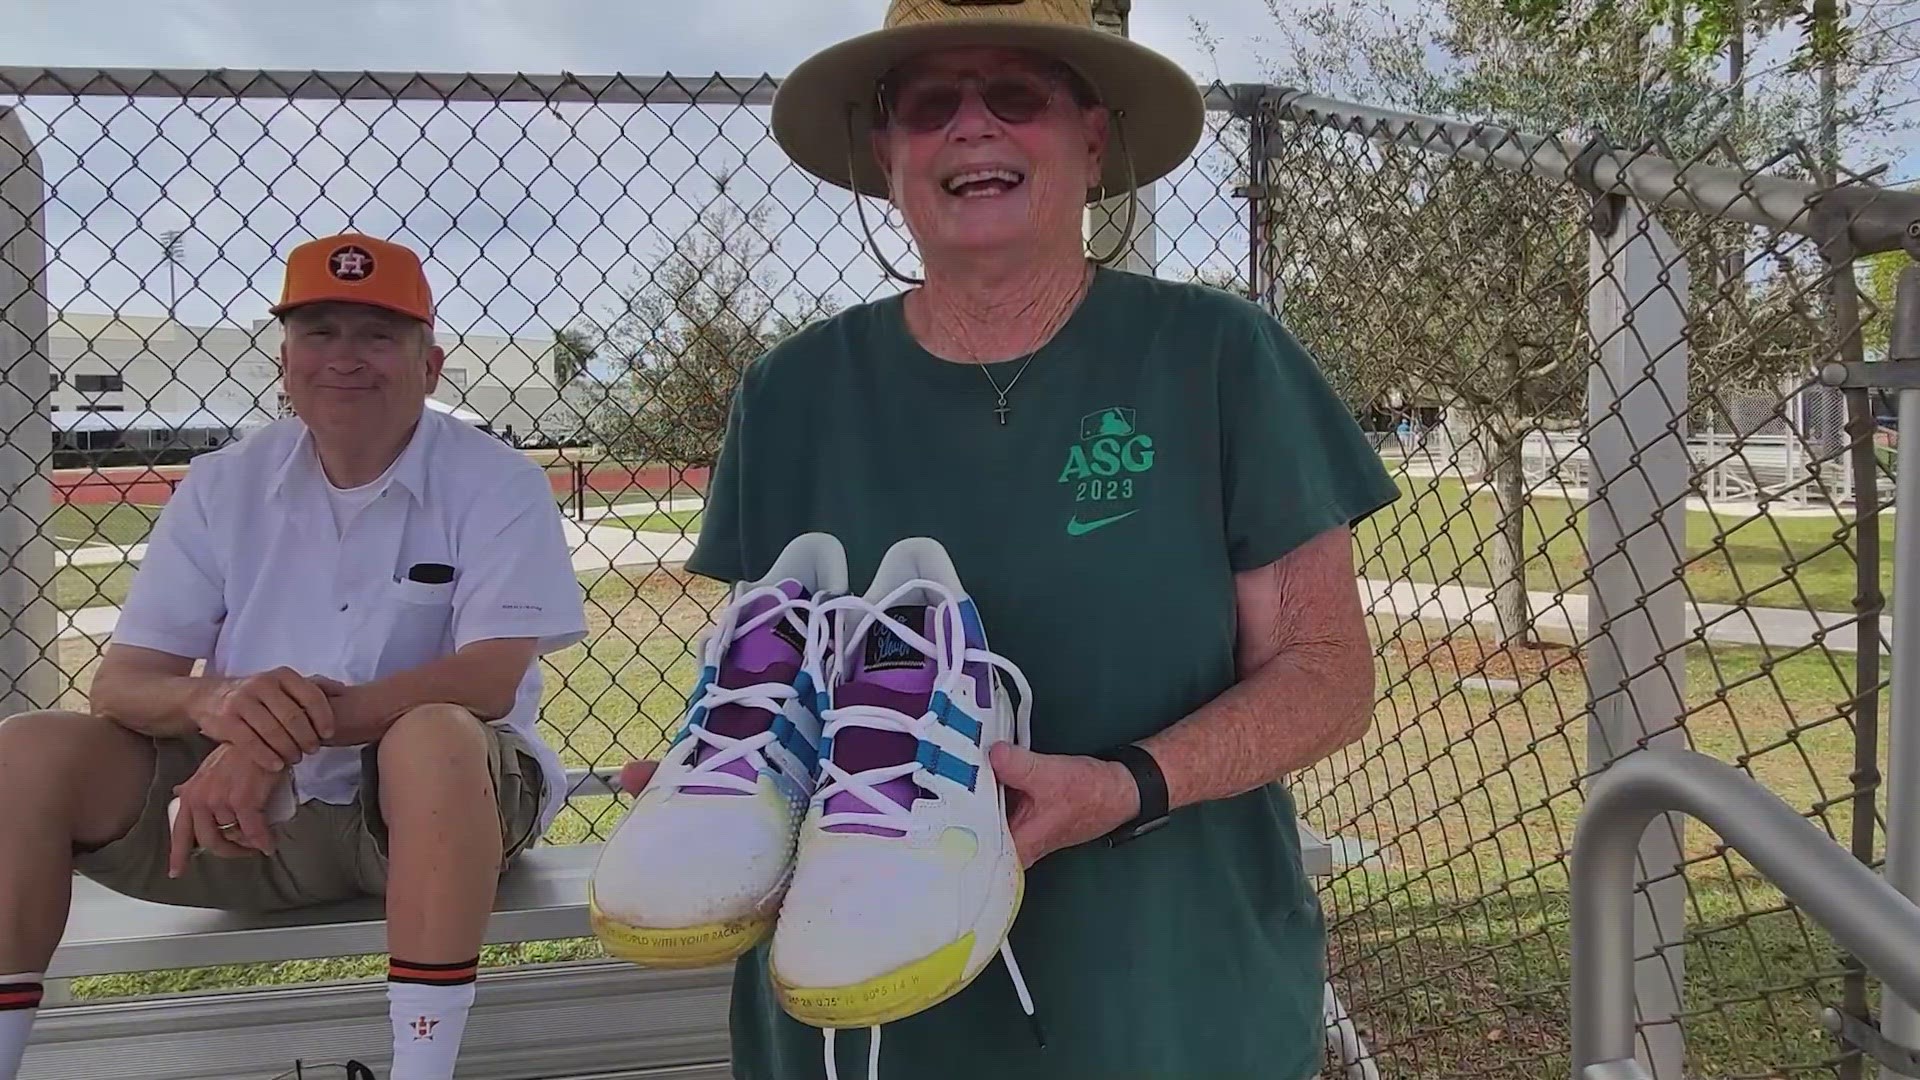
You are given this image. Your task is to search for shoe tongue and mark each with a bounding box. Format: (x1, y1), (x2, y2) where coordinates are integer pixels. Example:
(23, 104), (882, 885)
(825, 604), (938, 833)
(686, 579), (808, 787)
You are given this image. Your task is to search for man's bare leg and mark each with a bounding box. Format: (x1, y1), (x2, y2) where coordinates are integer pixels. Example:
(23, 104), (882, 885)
(375, 703), (505, 1080)
(0, 711), (154, 1080)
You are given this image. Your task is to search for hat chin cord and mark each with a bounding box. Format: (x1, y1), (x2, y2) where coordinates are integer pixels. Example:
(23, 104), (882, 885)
(847, 107), (1140, 287)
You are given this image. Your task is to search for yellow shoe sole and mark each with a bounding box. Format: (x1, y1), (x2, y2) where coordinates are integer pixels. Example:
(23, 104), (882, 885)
(588, 893), (773, 969)
(771, 872), (1024, 1028)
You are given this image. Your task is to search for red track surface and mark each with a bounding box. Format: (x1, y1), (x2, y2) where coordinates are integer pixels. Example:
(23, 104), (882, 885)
(51, 461), (711, 507)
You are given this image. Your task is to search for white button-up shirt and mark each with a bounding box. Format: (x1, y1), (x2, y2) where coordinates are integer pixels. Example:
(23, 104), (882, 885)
(110, 406), (589, 835)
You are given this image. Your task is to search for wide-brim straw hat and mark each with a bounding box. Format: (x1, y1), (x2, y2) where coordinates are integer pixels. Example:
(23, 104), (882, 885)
(770, 0), (1205, 203)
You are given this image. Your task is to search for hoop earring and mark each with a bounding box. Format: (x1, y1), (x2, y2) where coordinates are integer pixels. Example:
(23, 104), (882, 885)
(847, 108), (924, 286)
(1087, 110), (1138, 267)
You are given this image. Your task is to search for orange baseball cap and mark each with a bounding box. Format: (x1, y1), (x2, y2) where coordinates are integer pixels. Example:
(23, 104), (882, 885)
(269, 232), (434, 323)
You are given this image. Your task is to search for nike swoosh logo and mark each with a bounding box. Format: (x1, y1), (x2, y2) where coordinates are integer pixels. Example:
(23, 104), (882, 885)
(1066, 510), (1139, 536)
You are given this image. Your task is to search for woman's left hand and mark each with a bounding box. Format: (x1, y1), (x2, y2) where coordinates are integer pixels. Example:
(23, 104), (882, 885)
(988, 743), (1140, 868)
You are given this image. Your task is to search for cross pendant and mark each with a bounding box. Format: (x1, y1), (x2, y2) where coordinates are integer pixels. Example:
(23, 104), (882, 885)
(994, 400), (1010, 426)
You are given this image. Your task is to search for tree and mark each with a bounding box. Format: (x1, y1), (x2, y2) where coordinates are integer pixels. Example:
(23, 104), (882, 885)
(1862, 247), (1912, 357)
(573, 171), (837, 466)
(1499, 0), (1920, 173)
(1199, 0), (1841, 646)
(552, 326), (596, 386)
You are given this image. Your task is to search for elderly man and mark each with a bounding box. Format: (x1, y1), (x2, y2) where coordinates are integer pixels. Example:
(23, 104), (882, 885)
(0, 232), (587, 1080)
(591, 3), (1401, 1079)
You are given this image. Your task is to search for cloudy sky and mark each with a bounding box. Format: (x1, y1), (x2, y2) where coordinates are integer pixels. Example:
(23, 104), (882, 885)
(0, 1), (1281, 341)
(0, 0), (1272, 81)
(2, 0), (1912, 348)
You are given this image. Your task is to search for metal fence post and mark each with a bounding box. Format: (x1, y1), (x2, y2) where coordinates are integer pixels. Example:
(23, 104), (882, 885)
(0, 106), (55, 718)
(1874, 260), (1920, 1079)
(1237, 87), (1274, 311)
(1584, 194), (1692, 1080)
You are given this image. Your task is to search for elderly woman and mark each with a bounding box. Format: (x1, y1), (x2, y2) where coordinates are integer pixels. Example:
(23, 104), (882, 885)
(597, 2), (1399, 1078)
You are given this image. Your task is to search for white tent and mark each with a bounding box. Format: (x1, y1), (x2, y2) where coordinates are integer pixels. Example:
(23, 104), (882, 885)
(426, 397), (491, 428)
(51, 404), (271, 434)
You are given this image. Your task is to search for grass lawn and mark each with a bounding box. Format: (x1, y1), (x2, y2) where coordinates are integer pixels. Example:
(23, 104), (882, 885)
(613, 509), (704, 533)
(51, 560), (1888, 1080)
(34, 474), (1895, 1077)
(1299, 626), (1883, 1078)
(1323, 870), (1869, 1079)
(1362, 474), (1894, 614)
(53, 563), (135, 610)
(46, 504), (162, 550)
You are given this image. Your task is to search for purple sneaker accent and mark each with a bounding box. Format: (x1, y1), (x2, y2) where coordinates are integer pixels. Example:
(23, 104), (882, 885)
(683, 579), (809, 794)
(823, 605), (938, 835)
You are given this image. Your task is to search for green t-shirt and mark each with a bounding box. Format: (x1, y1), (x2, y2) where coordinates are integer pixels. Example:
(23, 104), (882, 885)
(687, 266), (1399, 1080)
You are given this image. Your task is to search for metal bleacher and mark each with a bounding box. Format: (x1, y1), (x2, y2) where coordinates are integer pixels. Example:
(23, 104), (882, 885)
(26, 767), (1356, 1080)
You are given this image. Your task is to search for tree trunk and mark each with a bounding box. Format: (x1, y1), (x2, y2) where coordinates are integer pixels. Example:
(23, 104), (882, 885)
(1813, 0), (1841, 187)
(1487, 425), (1534, 649)
(1723, 3), (1748, 303)
(1728, 0), (1746, 117)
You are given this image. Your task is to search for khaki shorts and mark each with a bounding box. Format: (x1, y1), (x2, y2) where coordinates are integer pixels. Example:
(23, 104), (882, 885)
(73, 720), (546, 912)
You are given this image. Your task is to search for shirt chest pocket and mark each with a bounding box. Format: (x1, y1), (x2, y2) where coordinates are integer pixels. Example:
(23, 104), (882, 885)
(368, 575), (456, 678)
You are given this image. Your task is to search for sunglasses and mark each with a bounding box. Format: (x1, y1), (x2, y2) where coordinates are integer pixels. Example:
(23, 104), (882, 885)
(879, 72), (1062, 133)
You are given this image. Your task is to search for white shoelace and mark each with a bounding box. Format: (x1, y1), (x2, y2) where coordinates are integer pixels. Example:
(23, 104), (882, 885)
(823, 946), (1040, 1080)
(810, 580), (1043, 1080)
(664, 584), (816, 794)
(811, 581), (1032, 828)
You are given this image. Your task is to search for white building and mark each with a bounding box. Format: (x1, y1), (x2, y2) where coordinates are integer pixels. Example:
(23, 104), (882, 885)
(48, 311), (582, 446)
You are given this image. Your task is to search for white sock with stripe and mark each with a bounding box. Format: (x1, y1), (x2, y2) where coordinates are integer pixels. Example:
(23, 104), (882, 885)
(0, 973), (44, 1080)
(387, 957), (478, 1080)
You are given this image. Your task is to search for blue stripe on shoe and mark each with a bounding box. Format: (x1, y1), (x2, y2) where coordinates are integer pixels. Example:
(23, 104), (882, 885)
(914, 739), (979, 790)
(770, 713), (819, 776)
(686, 664), (717, 727)
(787, 670), (823, 772)
(790, 732), (819, 776)
(957, 598), (985, 649)
(672, 664), (720, 745)
(930, 691), (983, 743)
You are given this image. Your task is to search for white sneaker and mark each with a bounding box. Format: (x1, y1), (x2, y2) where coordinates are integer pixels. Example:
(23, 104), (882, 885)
(768, 537), (1040, 1076)
(589, 532), (848, 968)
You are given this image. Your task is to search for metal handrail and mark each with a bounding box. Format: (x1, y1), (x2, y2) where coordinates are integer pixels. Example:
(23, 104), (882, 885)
(1262, 87), (1920, 257)
(1570, 748), (1920, 1077)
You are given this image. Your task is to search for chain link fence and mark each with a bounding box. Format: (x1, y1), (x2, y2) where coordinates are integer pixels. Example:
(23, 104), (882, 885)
(0, 69), (1248, 887)
(4, 66), (1920, 1079)
(1248, 90), (1918, 1078)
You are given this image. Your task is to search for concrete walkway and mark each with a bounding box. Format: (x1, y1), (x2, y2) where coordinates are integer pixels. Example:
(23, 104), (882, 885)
(56, 538), (1891, 656)
(1365, 579), (1891, 655)
(53, 496), (705, 641)
(563, 496), (704, 575)
(54, 496), (706, 570)
(59, 542), (149, 569)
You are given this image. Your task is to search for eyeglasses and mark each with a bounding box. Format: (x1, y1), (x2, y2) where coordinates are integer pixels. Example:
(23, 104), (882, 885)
(879, 72), (1061, 133)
